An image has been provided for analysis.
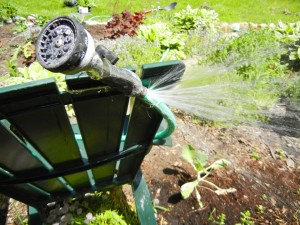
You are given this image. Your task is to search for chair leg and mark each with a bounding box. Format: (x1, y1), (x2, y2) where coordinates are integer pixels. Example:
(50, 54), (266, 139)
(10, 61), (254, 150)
(28, 206), (44, 225)
(132, 169), (156, 225)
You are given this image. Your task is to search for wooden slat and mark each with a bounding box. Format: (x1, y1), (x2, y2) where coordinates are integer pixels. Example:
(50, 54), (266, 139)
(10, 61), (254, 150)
(118, 98), (162, 179)
(0, 184), (49, 206)
(0, 78), (82, 167)
(0, 123), (45, 175)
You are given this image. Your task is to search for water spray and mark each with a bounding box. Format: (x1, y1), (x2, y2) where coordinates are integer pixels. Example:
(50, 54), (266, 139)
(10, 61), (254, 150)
(36, 16), (185, 139)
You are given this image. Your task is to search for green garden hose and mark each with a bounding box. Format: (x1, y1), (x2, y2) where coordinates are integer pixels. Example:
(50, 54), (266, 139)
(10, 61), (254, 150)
(142, 94), (176, 139)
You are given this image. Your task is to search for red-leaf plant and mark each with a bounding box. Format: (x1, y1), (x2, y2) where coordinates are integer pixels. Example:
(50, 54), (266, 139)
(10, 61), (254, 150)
(103, 10), (145, 39)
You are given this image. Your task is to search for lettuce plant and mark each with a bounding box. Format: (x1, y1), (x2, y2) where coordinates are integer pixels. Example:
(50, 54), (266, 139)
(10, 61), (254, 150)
(180, 145), (236, 208)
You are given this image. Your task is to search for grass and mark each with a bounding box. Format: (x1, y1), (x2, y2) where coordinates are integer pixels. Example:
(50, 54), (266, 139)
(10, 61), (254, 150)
(6, 0), (300, 23)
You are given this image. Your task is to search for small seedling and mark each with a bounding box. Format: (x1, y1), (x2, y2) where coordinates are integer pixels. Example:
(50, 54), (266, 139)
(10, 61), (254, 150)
(297, 188), (300, 196)
(276, 149), (286, 160)
(250, 150), (260, 160)
(236, 210), (254, 225)
(255, 204), (265, 214)
(180, 145), (236, 208)
(209, 208), (226, 225)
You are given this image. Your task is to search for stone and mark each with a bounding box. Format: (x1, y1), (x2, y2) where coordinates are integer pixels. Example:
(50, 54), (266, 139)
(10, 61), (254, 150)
(230, 23), (241, 32)
(249, 22), (258, 31)
(240, 22), (249, 31)
(259, 23), (268, 29)
(269, 23), (276, 30)
(219, 22), (230, 33)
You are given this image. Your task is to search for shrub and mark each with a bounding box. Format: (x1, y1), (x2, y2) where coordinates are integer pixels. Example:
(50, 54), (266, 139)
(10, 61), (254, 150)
(96, 35), (162, 74)
(138, 22), (186, 60)
(174, 5), (219, 31)
(275, 21), (300, 70)
(206, 29), (287, 80)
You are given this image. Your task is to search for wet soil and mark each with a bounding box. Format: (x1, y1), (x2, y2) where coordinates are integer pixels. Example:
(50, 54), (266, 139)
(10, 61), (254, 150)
(0, 23), (300, 224)
(142, 115), (300, 224)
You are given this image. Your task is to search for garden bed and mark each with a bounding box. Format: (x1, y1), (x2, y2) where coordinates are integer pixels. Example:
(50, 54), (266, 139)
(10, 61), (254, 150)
(0, 10), (300, 224)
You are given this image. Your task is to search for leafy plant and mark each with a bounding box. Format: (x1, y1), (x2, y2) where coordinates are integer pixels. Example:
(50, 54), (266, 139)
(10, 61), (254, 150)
(235, 210), (254, 225)
(180, 145), (236, 208)
(98, 35), (162, 74)
(174, 5), (219, 31)
(76, 0), (95, 8)
(209, 208), (226, 225)
(250, 150), (260, 160)
(138, 22), (186, 60)
(207, 29), (286, 80)
(103, 10), (145, 39)
(255, 204), (265, 214)
(15, 19), (28, 33)
(0, 3), (18, 20)
(2, 62), (66, 93)
(43, 189), (138, 225)
(274, 21), (300, 70)
(35, 14), (50, 27)
(5, 40), (36, 76)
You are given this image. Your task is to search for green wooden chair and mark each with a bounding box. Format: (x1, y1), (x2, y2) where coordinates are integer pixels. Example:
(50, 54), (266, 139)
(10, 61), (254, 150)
(0, 60), (184, 224)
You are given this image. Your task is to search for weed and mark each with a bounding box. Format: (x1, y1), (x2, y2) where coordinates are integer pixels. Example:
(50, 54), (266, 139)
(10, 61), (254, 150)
(250, 150), (260, 160)
(12, 201), (27, 225)
(276, 149), (286, 160)
(261, 194), (268, 201)
(44, 189), (139, 225)
(180, 145), (236, 208)
(235, 210), (254, 225)
(209, 208), (226, 225)
(255, 204), (265, 214)
(15, 19), (28, 33)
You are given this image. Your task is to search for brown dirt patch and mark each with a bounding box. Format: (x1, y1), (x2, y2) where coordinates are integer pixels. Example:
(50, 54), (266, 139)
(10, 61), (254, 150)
(142, 116), (300, 224)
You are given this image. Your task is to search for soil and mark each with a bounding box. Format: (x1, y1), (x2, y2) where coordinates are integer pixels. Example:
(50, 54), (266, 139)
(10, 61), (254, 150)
(0, 23), (300, 225)
(142, 116), (300, 224)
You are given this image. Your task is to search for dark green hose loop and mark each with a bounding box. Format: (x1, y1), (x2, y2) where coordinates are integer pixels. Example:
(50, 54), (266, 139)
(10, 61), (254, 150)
(142, 94), (176, 139)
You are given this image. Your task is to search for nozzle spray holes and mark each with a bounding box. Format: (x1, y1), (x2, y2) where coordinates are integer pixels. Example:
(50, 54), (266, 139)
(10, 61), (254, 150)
(38, 22), (75, 64)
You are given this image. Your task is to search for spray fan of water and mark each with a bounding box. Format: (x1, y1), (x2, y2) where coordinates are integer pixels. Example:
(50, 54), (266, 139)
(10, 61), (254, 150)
(146, 59), (300, 139)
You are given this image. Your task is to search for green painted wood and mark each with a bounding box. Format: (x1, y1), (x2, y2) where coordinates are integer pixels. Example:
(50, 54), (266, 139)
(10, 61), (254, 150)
(0, 123), (46, 175)
(0, 60), (178, 223)
(132, 169), (156, 225)
(66, 74), (130, 185)
(0, 184), (50, 206)
(0, 78), (90, 194)
(117, 98), (162, 179)
(0, 78), (82, 166)
(124, 98), (162, 149)
(141, 60), (185, 89)
(28, 206), (43, 225)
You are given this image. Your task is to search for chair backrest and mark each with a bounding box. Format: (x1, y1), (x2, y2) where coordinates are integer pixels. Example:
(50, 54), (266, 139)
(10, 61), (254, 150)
(0, 60), (183, 209)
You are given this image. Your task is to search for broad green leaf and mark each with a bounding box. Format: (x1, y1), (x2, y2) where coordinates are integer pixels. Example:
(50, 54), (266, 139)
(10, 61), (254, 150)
(194, 152), (208, 170)
(182, 145), (196, 164)
(289, 51), (297, 60)
(297, 48), (300, 59)
(180, 180), (198, 199)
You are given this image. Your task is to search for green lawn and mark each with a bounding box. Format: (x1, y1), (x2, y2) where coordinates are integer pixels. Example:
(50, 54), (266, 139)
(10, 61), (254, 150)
(6, 0), (300, 23)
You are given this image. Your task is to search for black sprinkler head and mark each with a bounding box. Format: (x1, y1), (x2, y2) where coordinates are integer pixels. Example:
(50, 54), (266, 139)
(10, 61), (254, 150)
(36, 16), (89, 74)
